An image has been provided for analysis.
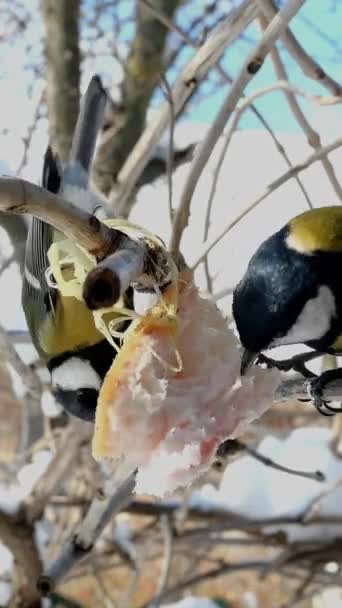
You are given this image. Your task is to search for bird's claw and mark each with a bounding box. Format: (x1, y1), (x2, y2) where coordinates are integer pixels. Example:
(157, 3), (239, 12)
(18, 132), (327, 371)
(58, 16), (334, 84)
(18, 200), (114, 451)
(307, 370), (342, 417)
(257, 352), (317, 378)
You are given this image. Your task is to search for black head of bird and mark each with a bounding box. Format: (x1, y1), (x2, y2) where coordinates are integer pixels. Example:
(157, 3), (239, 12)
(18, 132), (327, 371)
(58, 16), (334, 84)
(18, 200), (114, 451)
(233, 207), (342, 375)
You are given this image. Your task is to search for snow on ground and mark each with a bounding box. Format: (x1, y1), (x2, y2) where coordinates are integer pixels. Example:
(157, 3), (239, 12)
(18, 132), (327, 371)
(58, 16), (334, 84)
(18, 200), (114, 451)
(191, 426), (342, 542)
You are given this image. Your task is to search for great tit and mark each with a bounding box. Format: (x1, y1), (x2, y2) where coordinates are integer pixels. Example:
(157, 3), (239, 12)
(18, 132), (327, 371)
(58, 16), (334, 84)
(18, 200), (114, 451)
(233, 206), (342, 414)
(22, 76), (131, 422)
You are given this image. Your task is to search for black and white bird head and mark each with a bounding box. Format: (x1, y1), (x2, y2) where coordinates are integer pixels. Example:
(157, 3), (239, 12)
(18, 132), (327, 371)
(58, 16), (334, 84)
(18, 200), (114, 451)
(233, 209), (342, 374)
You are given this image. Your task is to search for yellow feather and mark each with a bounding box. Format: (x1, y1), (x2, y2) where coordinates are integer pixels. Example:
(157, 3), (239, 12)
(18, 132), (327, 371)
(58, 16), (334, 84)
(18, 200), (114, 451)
(288, 207), (342, 253)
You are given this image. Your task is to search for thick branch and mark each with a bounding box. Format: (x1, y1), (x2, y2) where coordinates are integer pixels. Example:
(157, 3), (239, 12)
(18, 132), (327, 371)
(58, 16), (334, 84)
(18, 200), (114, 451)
(93, 0), (181, 196)
(0, 177), (121, 259)
(170, 0), (306, 255)
(83, 241), (145, 310)
(111, 0), (258, 216)
(0, 512), (42, 608)
(41, 0), (80, 161)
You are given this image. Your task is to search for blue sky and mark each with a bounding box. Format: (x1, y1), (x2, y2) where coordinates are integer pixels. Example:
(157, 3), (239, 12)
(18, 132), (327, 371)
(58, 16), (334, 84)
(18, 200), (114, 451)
(0, 0), (341, 182)
(173, 0), (342, 132)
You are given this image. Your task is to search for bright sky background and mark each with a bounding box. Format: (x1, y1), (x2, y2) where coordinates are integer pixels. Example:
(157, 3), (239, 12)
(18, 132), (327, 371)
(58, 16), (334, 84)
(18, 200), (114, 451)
(0, 0), (341, 335)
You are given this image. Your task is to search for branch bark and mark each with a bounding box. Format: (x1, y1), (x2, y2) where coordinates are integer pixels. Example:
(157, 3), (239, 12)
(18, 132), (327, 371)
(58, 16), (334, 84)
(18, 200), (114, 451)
(93, 0), (181, 196)
(0, 512), (42, 608)
(257, 0), (342, 97)
(0, 177), (121, 259)
(170, 0), (306, 255)
(38, 469), (136, 594)
(41, 0), (81, 161)
(194, 136), (342, 268)
(258, 9), (342, 202)
(110, 0), (258, 217)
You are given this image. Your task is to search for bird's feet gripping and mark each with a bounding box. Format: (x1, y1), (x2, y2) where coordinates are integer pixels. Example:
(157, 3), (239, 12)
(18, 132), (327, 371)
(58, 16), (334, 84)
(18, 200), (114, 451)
(307, 369), (342, 417)
(257, 351), (319, 378)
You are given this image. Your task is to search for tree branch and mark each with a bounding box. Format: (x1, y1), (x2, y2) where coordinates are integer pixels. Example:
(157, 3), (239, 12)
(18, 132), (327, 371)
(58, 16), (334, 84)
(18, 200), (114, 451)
(111, 0), (258, 217)
(170, 0), (306, 255)
(0, 511), (42, 607)
(258, 9), (342, 202)
(257, 0), (342, 97)
(41, 0), (81, 161)
(0, 177), (121, 259)
(194, 135), (342, 268)
(38, 469), (136, 595)
(93, 0), (181, 196)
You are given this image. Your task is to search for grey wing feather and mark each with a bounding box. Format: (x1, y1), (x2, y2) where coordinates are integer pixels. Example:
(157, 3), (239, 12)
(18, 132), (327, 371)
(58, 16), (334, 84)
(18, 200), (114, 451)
(63, 75), (107, 189)
(22, 75), (107, 351)
(22, 148), (59, 324)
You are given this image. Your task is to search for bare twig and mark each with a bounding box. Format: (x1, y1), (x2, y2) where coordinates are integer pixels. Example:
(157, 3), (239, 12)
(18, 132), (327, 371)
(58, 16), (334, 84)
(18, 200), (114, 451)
(38, 469), (136, 594)
(148, 515), (174, 608)
(258, 11), (342, 202)
(139, 0), (315, 217)
(0, 511), (42, 607)
(112, 0), (258, 215)
(0, 323), (43, 448)
(257, 0), (342, 97)
(194, 136), (342, 268)
(301, 476), (342, 522)
(170, 0), (306, 255)
(160, 75), (176, 225)
(25, 419), (91, 523)
(219, 438), (325, 482)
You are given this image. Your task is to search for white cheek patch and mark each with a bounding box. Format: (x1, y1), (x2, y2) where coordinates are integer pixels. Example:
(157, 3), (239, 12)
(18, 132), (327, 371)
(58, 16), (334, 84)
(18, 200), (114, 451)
(280, 285), (336, 345)
(286, 233), (314, 255)
(51, 357), (101, 391)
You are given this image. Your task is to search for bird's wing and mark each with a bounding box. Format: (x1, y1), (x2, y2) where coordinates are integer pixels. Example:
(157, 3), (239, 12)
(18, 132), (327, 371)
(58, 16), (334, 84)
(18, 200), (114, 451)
(63, 75), (107, 190)
(23, 147), (60, 321)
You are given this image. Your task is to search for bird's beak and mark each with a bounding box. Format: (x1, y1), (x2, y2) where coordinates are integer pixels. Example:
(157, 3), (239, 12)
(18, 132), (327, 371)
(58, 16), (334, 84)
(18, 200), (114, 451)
(240, 349), (258, 375)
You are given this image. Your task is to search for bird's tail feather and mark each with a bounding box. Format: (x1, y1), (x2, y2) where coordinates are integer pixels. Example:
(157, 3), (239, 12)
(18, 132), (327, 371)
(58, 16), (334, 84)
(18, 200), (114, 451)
(69, 75), (107, 179)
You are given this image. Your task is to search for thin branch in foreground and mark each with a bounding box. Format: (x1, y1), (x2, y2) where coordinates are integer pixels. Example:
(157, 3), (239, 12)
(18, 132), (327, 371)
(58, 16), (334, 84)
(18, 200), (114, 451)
(141, 0), (315, 220)
(0, 511), (42, 607)
(37, 469), (136, 595)
(0, 323), (43, 449)
(170, 0), (306, 255)
(193, 136), (342, 268)
(148, 515), (174, 608)
(216, 438), (325, 482)
(258, 10), (342, 202)
(0, 177), (121, 259)
(160, 74), (176, 226)
(25, 419), (91, 523)
(258, 0), (342, 97)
